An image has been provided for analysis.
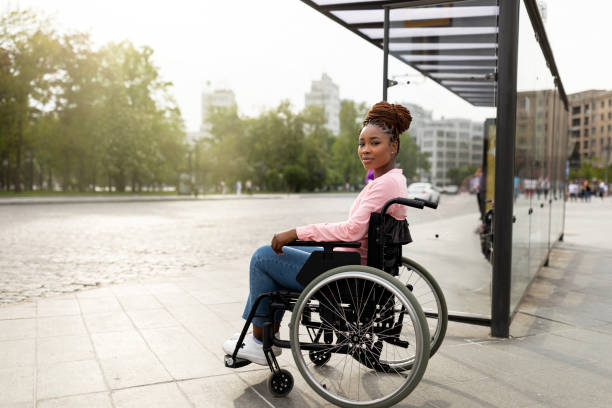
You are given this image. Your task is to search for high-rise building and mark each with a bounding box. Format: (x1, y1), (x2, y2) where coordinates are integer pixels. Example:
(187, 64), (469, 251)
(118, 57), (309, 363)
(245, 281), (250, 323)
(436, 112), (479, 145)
(401, 102), (484, 186)
(568, 90), (612, 164)
(200, 85), (237, 139)
(305, 73), (340, 135)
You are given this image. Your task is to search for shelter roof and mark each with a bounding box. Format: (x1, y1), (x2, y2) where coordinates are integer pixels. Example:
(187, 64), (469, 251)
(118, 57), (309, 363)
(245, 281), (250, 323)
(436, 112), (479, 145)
(301, 0), (498, 107)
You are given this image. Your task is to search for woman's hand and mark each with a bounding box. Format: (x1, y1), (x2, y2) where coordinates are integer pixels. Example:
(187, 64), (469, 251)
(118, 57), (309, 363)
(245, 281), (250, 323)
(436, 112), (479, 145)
(271, 229), (298, 255)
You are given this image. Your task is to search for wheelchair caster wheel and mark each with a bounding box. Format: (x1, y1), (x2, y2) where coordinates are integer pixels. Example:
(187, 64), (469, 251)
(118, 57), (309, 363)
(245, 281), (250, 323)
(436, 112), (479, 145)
(309, 350), (331, 366)
(267, 369), (293, 397)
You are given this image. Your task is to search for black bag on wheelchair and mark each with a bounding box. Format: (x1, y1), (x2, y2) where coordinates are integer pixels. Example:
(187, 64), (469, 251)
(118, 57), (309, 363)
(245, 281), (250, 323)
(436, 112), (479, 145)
(367, 213), (412, 275)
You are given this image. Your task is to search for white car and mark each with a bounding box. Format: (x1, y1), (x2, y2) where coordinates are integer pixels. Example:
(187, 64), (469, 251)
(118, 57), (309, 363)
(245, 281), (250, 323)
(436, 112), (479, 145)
(441, 185), (459, 194)
(407, 182), (440, 205)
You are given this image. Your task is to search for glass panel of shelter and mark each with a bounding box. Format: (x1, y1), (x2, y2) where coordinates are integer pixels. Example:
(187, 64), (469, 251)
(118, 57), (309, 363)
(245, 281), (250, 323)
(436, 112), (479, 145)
(381, 0), (498, 319)
(511, 0), (566, 313)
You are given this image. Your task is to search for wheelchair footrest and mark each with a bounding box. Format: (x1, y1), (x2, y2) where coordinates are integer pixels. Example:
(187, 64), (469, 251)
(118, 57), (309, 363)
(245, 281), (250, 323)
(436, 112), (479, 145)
(224, 355), (252, 368)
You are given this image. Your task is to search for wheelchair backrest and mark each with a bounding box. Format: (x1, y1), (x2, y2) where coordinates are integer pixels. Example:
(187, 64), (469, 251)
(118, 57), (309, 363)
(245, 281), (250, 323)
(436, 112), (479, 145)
(366, 212), (412, 276)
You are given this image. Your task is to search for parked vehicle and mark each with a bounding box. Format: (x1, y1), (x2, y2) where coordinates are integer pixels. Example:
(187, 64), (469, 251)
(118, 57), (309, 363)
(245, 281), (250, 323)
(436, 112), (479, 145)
(440, 185), (459, 194)
(407, 182), (440, 205)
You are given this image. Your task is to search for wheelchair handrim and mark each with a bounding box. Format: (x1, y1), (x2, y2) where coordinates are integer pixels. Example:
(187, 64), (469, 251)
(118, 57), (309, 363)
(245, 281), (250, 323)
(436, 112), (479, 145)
(399, 257), (447, 358)
(290, 269), (429, 407)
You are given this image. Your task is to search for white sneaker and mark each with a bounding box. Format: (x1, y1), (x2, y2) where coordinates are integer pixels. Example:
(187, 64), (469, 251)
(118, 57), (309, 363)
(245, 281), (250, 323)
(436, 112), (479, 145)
(223, 333), (281, 365)
(228, 332), (283, 354)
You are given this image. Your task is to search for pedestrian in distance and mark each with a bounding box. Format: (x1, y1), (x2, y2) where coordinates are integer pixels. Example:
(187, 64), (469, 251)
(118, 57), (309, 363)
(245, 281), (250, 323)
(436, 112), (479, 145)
(222, 101), (413, 364)
(236, 180), (242, 196)
(568, 181), (579, 201)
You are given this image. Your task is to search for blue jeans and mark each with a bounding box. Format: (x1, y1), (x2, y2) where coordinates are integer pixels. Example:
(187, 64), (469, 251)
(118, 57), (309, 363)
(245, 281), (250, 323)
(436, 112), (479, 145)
(242, 245), (320, 326)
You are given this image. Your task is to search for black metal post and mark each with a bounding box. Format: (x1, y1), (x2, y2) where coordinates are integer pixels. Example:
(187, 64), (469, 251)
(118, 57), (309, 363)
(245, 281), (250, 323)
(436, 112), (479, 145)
(382, 6), (390, 101)
(491, 0), (520, 338)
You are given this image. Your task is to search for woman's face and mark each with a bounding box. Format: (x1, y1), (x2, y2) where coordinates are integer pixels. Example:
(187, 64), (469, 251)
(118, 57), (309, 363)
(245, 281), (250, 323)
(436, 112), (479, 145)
(358, 124), (397, 172)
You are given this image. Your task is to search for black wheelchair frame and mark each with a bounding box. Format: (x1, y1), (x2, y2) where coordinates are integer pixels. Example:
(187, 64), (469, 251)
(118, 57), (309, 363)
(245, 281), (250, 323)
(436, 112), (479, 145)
(224, 196), (441, 403)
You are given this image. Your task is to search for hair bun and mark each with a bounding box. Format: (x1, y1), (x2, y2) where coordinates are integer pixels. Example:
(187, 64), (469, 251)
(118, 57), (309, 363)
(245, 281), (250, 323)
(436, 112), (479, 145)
(363, 101), (412, 135)
(390, 103), (412, 134)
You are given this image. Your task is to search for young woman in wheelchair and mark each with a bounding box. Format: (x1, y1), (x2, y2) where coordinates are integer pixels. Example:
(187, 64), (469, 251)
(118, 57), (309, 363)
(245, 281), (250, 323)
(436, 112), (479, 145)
(222, 101), (414, 365)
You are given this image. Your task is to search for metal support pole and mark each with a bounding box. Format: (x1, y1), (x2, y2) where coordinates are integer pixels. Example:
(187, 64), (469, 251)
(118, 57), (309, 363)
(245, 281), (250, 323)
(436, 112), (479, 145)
(382, 7), (390, 101)
(491, 0), (520, 338)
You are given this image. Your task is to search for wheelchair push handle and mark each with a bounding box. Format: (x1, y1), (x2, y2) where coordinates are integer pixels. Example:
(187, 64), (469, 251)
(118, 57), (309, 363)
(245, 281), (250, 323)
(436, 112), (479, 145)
(414, 197), (438, 209)
(380, 197), (424, 216)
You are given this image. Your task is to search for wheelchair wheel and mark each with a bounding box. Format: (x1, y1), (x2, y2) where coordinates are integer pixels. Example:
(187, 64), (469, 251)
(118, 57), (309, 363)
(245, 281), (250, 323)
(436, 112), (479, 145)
(290, 265), (430, 408)
(267, 369), (294, 397)
(398, 257), (448, 361)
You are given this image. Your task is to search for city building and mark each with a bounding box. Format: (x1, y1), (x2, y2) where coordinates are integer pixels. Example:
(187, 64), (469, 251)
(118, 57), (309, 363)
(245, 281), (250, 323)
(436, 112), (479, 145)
(567, 89), (612, 164)
(305, 73), (340, 135)
(403, 102), (484, 186)
(200, 85), (237, 139)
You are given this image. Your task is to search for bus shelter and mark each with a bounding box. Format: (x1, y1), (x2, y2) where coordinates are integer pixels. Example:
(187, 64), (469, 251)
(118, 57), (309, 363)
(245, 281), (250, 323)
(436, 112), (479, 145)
(301, 0), (569, 337)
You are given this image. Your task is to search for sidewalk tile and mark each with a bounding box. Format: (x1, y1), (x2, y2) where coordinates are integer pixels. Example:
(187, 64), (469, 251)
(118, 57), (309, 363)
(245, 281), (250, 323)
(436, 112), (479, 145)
(111, 284), (149, 297)
(83, 312), (134, 333)
(0, 303), (36, 320)
(37, 360), (106, 399)
(0, 339), (35, 369)
(153, 292), (201, 309)
(37, 392), (112, 408)
(238, 369), (327, 408)
(0, 319), (35, 341)
(483, 331), (597, 369)
(145, 283), (183, 295)
(98, 354), (171, 389)
(420, 351), (490, 385)
(0, 367), (34, 405)
(417, 375), (541, 408)
(116, 295), (161, 311)
(37, 336), (95, 366)
(91, 331), (149, 359)
(37, 299), (80, 317)
(37, 316), (86, 338)
(78, 297), (122, 315)
(126, 309), (178, 330)
(437, 342), (537, 377)
(178, 375), (271, 408)
(112, 382), (192, 408)
(140, 327), (220, 379)
(502, 364), (612, 408)
(76, 288), (115, 299)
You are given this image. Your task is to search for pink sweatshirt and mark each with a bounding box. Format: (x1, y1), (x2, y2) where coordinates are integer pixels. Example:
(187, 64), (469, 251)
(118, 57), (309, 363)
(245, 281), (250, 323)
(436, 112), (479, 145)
(296, 168), (409, 264)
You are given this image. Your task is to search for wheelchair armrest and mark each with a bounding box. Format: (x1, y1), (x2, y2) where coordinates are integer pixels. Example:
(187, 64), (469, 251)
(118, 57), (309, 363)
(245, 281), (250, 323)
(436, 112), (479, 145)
(289, 240), (360, 252)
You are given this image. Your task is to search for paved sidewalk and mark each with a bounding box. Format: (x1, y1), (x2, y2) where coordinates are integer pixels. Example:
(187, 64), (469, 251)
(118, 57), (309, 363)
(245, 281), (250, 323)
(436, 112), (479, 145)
(1, 200), (611, 407)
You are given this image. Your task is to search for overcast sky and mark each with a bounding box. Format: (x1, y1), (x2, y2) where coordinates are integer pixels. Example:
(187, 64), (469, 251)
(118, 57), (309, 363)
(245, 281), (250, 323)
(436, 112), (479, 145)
(3, 0), (611, 131)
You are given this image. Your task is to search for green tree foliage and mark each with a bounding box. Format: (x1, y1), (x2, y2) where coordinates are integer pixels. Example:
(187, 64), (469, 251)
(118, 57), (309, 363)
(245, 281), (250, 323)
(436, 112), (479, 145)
(569, 158), (609, 182)
(447, 163), (479, 186)
(201, 102), (332, 192)
(328, 100), (368, 186)
(0, 8), (432, 194)
(195, 99), (431, 193)
(396, 133), (430, 181)
(0, 9), (185, 192)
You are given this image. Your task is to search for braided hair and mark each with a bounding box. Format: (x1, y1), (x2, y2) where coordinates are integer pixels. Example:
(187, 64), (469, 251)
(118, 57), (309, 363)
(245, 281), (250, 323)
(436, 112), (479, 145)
(362, 101), (412, 152)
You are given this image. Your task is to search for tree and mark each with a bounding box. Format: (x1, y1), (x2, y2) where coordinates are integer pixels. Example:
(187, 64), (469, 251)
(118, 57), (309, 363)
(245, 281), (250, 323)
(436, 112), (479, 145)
(329, 100), (368, 186)
(396, 132), (430, 180)
(0, 10), (62, 192)
(447, 164), (478, 186)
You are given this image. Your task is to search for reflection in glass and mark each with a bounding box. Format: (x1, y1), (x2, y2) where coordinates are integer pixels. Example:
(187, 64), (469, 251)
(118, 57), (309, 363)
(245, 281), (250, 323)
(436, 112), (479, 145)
(511, 1), (568, 313)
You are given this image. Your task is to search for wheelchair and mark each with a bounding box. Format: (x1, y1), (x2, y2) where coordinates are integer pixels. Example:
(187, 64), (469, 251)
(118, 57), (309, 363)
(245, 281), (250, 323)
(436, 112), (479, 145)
(224, 197), (446, 408)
